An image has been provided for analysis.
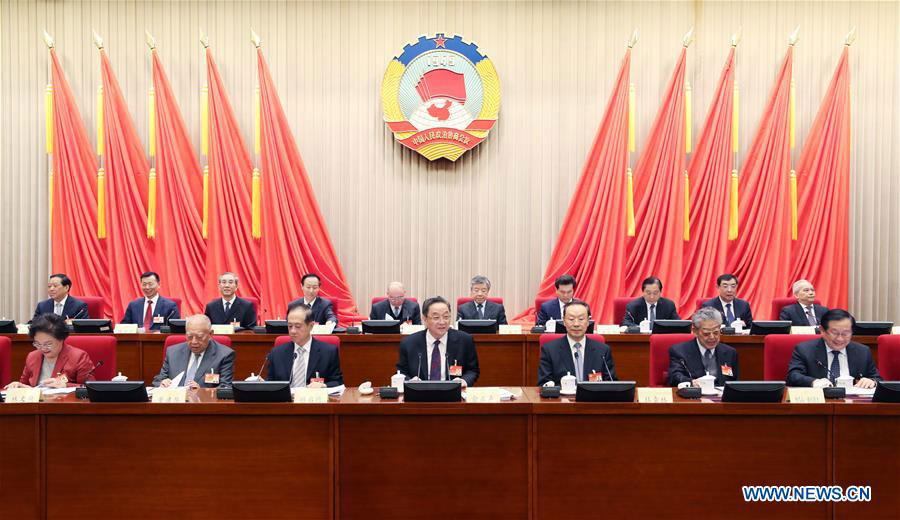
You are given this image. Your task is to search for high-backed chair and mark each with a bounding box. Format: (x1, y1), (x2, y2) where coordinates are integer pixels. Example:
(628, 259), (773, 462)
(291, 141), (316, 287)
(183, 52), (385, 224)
(771, 297), (822, 321)
(763, 334), (819, 381)
(65, 336), (117, 380)
(0, 336), (11, 387)
(76, 296), (105, 319)
(877, 335), (900, 380)
(649, 334), (694, 387)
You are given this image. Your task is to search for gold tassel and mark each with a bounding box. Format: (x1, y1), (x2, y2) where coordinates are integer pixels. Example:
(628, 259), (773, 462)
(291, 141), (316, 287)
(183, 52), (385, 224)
(96, 86), (104, 156)
(251, 167), (261, 238)
(628, 84), (636, 153)
(625, 168), (635, 236)
(789, 169), (798, 240)
(732, 82), (739, 153)
(684, 82), (692, 154)
(45, 84), (53, 154)
(148, 88), (156, 157)
(201, 85), (209, 156)
(253, 86), (261, 155)
(728, 169), (739, 240)
(683, 171), (690, 241)
(789, 79), (796, 149)
(97, 168), (107, 238)
(202, 165), (209, 238)
(147, 168), (157, 238)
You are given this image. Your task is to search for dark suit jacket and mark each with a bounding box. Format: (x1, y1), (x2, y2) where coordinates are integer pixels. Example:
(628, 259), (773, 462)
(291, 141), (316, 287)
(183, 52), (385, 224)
(152, 339), (234, 388)
(396, 329), (479, 386)
(457, 300), (508, 325)
(536, 299), (590, 326)
(287, 297), (338, 324)
(33, 297), (89, 320)
(667, 340), (739, 387)
(701, 297), (753, 327)
(370, 299), (421, 325)
(537, 336), (617, 385)
(205, 297), (257, 330)
(19, 344), (95, 387)
(622, 297), (680, 326)
(786, 339), (881, 387)
(779, 303), (828, 326)
(265, 337), (344, 387)
(120, 296), (180, 330)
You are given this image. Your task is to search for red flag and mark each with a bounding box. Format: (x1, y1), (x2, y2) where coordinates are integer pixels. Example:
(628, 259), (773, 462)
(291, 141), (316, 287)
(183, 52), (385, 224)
(680, 48), (736, 313)
(726, 47), (794, 318)
(256, 49), (362, 323)
(151, 49), (207, 314)
(624, 48), (687, 304)
(204, 48), (261, 301)
(511, 49), (631, 324)
(49, 49), (110, 311)
(790, 48), (850, 308)
(100, 50), (156, 317)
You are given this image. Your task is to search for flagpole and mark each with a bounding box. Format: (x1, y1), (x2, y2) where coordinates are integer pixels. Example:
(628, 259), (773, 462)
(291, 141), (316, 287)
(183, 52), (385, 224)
(146, 32), (158, 238)
(200, 31), (210, 239)
(625, 30), (637, 237)
(250, 29), (262, 239)
(93, 30), (107, 239)
(787, 26), (800, 241)
(729, 29), (741, 240)
(43, 31), (55, 238)
(682, 27), (694, 242)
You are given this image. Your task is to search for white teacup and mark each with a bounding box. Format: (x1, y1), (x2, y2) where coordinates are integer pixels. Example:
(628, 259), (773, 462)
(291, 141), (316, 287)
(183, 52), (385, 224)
(545, 320), (557, 333)
(698, 374), (717, 395)
(836, 375), (854, 389)
(391, 371), (405, 394)
(561, 372), (577, 395)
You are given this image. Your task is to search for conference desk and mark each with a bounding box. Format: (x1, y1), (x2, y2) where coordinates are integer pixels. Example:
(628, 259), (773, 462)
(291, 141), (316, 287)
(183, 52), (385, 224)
(1, 388), (897, 519)
(2, 332), (882, 388)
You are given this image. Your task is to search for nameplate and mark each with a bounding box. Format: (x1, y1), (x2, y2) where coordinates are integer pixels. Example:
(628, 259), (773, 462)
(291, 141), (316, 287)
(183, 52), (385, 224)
(152, 387), (188, 403)
(892, 326), (900, 335)
(292, 388), (329, 403)
(16, 324), (30, 334)
(637, 387), (674, 403)
(211, 324), (235, 335)
(498, 325), (522, 335)
(6, 388), (42, 403)
(464, 387), (502, 403)
(787, 387), (825, 403)
(595, 324), (624, 335)
(311, 323), (335, 335)
(791, 326), (817, 335)
(400, 324), (425, 335)
(114, 323), (139, 334)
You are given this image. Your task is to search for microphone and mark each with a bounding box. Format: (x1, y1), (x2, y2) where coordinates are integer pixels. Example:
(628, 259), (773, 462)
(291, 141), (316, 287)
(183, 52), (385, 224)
(416, 353), (422, 380)
(72, 307), (87, 319)
(601, 352), (615, 381)
(85, 360), (104, 380)
(256, 354), (270, 380)
(164, 307), (177, 324)
(680, 358), (695, 381)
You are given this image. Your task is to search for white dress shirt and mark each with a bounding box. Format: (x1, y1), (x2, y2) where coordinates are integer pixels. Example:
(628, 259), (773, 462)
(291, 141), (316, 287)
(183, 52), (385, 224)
(645, 300), (658, 320)
(142, 294), (160, 320)
(425, 330), (448, 380)
(825, 346), (850, 379)
(183, 350), (205, 385)
(292, 338), (313, 387)
(53, 296), (69, 316)
(567, 335), (587, 380)
(697, 339), (718, 375)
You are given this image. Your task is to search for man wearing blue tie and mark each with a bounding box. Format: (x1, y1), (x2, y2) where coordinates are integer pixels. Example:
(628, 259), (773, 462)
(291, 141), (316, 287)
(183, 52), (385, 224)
(537, 301), (616, 385)
(700, 274), (754, 328)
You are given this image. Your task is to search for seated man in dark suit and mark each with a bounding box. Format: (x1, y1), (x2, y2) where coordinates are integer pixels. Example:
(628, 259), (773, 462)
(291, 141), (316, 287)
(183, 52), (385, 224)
(538, 301), (616, 385)
(204, 272), (257, 330)
(396, 296), (479, 387)
(33, 273), (89, 320)
(153, 315), (234, 389)
(457, 275), (508, 324)
(622, 276), (680, 326)
(264, 302), (343, 388)
(120, 271), (180, 331)
(668, 307), (739, 387)
(536, 274), (578, 326)
(369, 281), (421, 324)
(701, 273), (753, 328)
(786, 309), (880, 389)
(287, 273), (338, 325)
(779, 279), (828, 326)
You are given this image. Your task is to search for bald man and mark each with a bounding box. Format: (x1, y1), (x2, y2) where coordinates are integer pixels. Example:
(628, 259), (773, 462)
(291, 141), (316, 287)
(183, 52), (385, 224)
(369, 282), (421, 325)
(152, 315), (234, 389)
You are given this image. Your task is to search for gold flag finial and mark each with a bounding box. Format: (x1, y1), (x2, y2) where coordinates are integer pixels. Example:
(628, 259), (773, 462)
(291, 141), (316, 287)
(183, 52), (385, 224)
(627, 30), (638, 49)
(682, 27), (694, 48)
(844, 27), (857, 47)
(43, 30), (54, 49)
(731, 27), (742, 47)
(146, 31), (157, 50)
(200, 30), (209, 49)
(92, 30), (104, 50)
(788, 26), (800, 47)
(251, 29), (262, 49)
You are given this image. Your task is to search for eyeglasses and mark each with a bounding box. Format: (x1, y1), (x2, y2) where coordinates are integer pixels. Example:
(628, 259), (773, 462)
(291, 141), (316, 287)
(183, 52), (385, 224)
(33, 341), (55, 350)
(825, 330), (852, 339)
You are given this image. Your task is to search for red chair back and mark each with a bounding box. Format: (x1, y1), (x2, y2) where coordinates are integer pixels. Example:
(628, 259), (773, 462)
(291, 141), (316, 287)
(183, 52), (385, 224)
(613, 297), (633, 324)
(763, 334), (819, 381)
(65, 336), (117, 380)
(241, 296), (261, 325)
(534, 298), (554, 318)
(170, 297), (183, 313)
(456, 297), (503, 307)
(649, 334), (694, 387)
(76, 296), (105, 319)
(371, 297), (419, 305)
(771, 297), (822, 321)
(538, 334), (606, 348)
(275, 335), (340, 348)
(0, 336), (11, 387)
(877, 335), (900, 380)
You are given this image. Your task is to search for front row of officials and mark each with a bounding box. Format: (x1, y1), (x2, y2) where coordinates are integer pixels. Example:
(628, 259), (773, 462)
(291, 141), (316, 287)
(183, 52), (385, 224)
(5, 296), (881, 392)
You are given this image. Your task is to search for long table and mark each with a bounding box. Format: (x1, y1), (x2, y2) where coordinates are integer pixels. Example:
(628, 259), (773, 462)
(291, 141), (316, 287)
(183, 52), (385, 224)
(2, 333), (882, 388)
(1, 389), (897, 519)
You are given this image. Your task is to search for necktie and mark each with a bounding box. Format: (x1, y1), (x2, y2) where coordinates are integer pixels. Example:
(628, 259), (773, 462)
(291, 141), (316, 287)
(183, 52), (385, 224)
(429, 340), (442, 381)
(54, 302), (63, 315)
(649, 304), (657, 323)
(144, 300), (154, 330)
(393, 307), (400, 318)
(806, 307), (817, 326)
(183, 353), (199, 387)
(573, 343), (583, 381)
(291, 346), (308, 388)
(725, 303), (735, 325)
(477, 303), (485, 319)
(224, 300), (232, 316)
(829, 351), (841, 384)
(703, 349), (717, 377)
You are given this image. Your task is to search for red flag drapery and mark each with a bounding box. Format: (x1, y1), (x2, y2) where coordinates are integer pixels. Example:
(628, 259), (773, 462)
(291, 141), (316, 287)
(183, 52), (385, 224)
(203, 47), (261, 301)
(100, 50), (155, 317)
(624, 48), (687, 305)
(151, 49), (207, 314)
(726, 47), (794, 318)
(256, 48), (361, 323)
(789, 48), (850, 309)
(49, 49), (110, 311)
(511, 49), (631, 324)
(680, 47), (736, 313)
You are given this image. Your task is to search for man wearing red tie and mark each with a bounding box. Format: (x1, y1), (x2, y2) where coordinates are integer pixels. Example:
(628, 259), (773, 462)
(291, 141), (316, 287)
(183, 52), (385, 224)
(120, 272), (180, 331)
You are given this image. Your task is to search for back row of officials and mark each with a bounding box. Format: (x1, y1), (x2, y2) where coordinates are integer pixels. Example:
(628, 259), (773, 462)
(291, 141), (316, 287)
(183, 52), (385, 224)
(6, 291), (881, 392)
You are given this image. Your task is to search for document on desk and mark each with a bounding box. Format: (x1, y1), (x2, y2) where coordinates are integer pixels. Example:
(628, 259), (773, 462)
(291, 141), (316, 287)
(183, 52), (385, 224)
(327, 385), (346, 396)
(169, 371), (185, 388)
(844, 386), (876, 396)
(42, 387), (78, 395)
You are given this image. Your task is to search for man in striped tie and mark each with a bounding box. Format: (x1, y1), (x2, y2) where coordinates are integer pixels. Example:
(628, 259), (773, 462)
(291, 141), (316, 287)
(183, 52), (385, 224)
(263, 302), (344, 387)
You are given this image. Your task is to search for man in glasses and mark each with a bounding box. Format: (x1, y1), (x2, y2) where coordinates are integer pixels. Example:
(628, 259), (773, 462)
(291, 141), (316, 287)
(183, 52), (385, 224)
(153, 315), (234, 389)
(369, 281), (421, 325)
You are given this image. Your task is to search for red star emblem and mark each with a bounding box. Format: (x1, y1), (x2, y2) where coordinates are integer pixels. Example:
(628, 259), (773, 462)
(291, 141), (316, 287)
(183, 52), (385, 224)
(434, 36), (447, 48)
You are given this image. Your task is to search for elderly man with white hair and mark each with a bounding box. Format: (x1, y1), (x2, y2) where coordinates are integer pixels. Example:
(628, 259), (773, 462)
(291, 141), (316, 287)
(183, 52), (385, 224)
(779, 279), (829, 326)
(370, 281), (421, 324)
(667, 307), (740, 387)
(153, 314), (235, 389)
